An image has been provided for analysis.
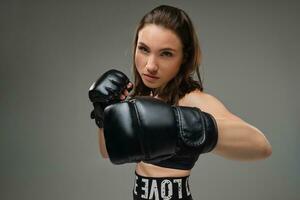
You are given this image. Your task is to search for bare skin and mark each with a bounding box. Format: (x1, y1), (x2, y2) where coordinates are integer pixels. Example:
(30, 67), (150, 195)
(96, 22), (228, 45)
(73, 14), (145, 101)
(98, 89), (272, 177)
(97, 24), (272, 177)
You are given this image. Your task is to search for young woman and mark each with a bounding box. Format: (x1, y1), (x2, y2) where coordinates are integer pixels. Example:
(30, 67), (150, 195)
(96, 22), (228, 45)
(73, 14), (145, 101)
(89, 5), (272, 200)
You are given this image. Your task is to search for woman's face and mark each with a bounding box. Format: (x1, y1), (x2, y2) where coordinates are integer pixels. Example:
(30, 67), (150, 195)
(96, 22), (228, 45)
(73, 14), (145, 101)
(135, 24), (184, 89)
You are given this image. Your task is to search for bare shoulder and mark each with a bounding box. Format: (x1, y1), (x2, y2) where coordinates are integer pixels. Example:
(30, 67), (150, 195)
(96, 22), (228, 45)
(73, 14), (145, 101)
(179, 89), (242, 121)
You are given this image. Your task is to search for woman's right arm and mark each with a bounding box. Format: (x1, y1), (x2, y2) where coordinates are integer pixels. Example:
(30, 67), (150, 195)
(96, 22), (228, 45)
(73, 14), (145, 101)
(98, 128), (109, 158)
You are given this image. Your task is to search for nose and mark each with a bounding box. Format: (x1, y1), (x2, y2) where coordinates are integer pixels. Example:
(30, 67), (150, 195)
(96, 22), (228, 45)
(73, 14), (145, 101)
(145, 55), (158, 74)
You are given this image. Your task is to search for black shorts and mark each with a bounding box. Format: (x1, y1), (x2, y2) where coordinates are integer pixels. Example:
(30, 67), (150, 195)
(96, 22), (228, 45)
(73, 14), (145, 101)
(133, 171), (193, 200)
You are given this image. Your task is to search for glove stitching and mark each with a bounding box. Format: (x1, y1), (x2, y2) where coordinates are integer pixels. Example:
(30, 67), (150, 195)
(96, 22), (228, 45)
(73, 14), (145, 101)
(198, 111), (206, 146)
(175, 107), (188, 149)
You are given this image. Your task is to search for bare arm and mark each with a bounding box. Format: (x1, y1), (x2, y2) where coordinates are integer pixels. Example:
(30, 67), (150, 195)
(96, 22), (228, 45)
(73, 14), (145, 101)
(212, 118), (272, 161)
(98, 128), (109, 159)
(182, 91), (272, 161)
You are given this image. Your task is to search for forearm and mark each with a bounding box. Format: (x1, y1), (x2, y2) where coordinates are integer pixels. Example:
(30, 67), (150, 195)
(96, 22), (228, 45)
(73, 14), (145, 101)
(98, 128), (109, 159)
(211, 119), (272, 161)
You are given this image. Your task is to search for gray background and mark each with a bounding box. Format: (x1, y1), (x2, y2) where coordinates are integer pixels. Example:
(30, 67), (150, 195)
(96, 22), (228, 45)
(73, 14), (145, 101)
(1, 0), (299, 200)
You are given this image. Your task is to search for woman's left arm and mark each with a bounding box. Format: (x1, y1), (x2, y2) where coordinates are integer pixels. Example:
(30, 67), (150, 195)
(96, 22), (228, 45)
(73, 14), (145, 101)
(186, 91), (272, 161)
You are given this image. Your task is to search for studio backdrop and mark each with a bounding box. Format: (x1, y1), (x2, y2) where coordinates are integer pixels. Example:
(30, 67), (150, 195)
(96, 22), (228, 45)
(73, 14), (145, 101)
(1, 0), (299, 200)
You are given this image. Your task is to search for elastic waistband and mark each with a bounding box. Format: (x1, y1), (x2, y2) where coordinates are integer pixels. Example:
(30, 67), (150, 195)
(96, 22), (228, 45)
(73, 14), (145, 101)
(133, 171), (193, 200)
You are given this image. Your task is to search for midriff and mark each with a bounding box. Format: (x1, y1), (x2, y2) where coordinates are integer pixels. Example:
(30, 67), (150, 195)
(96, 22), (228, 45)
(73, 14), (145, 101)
(135, 161), (191, 177)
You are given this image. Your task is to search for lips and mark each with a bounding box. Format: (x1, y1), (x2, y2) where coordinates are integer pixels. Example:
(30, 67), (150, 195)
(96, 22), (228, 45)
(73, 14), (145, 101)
(144, 74), (159, 79)
(143, 73), (159, 82)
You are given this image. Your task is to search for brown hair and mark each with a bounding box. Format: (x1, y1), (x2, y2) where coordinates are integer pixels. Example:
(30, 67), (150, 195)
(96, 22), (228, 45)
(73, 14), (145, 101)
(131, 5), (203, 105)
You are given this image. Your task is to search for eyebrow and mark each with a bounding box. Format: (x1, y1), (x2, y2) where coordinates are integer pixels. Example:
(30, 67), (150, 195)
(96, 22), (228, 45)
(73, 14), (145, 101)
(138, 42), (177, 52)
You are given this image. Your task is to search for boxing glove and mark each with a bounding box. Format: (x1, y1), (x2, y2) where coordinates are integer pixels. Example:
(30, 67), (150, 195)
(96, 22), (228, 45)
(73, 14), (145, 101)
(88, 69), (131, 128)
(103, 96), (218, 164)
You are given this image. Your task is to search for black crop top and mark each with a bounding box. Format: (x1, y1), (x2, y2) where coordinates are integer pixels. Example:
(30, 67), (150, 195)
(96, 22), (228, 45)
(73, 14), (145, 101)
(144, 139), (204, 170)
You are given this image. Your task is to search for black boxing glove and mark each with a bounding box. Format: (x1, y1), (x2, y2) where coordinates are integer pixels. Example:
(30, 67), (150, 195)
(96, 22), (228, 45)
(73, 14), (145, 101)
(103, 96), (218, 164)
(88, 69), (132, 128)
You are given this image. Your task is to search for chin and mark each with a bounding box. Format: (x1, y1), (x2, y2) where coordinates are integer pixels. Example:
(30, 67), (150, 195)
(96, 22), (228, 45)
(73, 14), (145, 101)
(142, 80), (160, 89)
(144, 82), (159, 89)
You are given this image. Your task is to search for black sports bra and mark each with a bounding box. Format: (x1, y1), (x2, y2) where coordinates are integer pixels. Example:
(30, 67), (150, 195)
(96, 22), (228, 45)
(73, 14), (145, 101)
(144, 139), (204, 170)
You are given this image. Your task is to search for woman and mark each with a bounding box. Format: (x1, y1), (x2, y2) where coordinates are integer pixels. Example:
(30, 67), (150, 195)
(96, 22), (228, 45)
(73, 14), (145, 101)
(89, 5), (272, 200)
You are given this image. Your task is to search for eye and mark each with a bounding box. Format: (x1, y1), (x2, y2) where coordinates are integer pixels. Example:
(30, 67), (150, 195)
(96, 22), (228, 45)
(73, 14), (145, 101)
(161, 51), (173, 57)
(137, 46), (149, 54)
